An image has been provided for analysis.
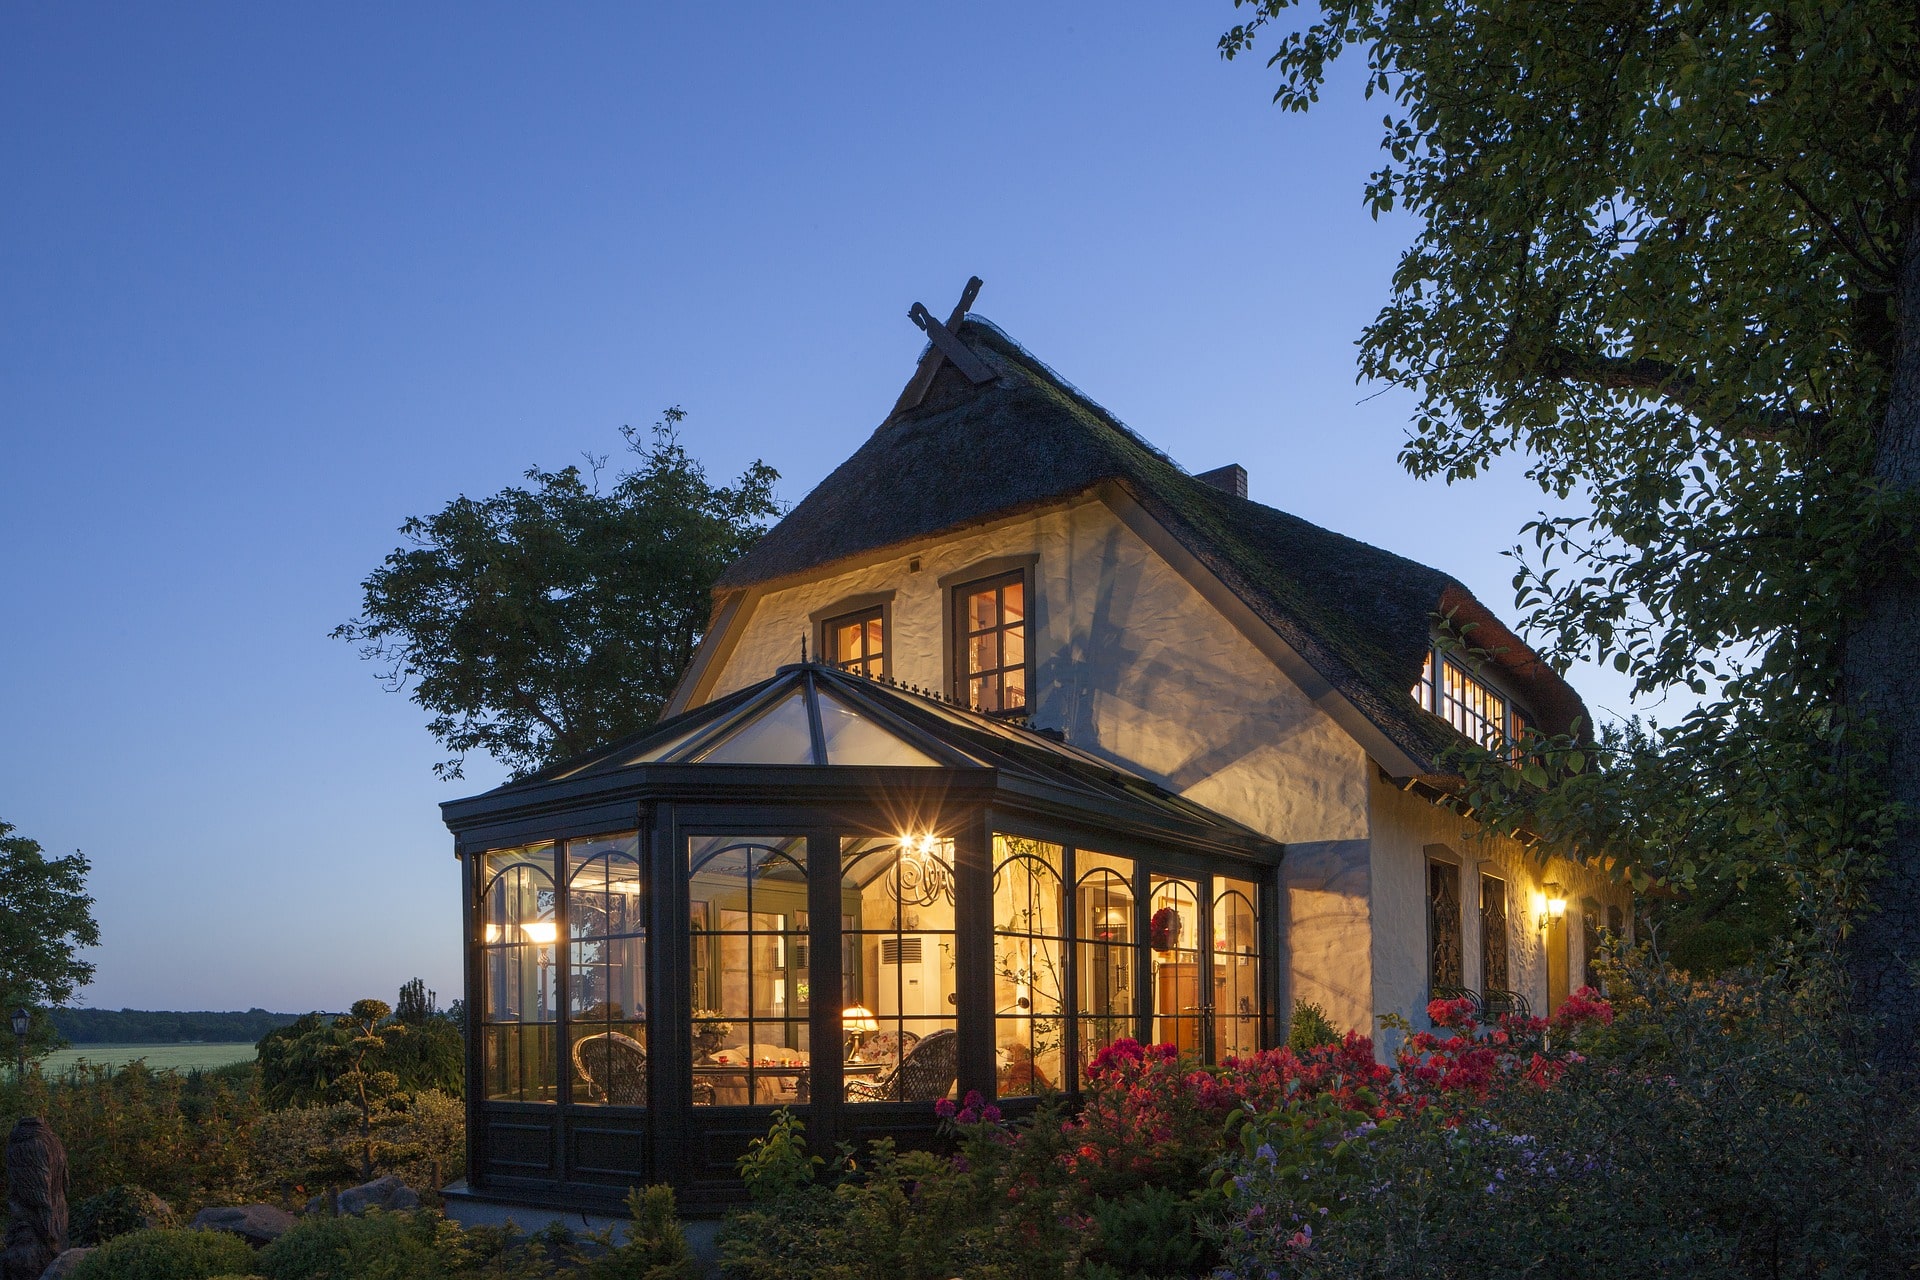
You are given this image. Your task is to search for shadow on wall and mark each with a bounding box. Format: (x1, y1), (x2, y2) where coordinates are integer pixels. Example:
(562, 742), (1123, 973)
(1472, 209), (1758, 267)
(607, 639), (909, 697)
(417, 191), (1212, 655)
(1280, 839), (1373, 1045)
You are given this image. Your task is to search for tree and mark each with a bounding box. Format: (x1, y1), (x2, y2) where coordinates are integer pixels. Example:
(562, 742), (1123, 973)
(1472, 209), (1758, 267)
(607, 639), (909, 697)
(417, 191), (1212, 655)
(334, 410), (780, 779)
(257, 980), (461, 1108)
(0, 820), (100, 1060)
(1222, 2), (1920, 1065)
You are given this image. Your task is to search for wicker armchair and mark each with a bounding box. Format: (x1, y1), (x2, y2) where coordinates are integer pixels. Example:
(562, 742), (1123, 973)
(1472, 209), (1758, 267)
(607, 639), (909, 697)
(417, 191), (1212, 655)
(845, 1028), (957, 1103)
(572, 1031), (648, 1105)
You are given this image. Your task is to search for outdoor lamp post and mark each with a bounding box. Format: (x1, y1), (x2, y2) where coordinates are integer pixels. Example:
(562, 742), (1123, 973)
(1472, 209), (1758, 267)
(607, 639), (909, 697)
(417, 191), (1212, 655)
(10, 1006), (29, 1080)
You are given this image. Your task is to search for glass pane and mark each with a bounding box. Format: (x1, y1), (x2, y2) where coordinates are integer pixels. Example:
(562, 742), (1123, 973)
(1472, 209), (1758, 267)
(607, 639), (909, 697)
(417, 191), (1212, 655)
(1002, 626), (1025, 669)
(480, 842), (558, 1101)
(1004, 666), (1027, 711)
(688, 836), (811, 1106)
(993, 835), (1065, 1097)
(1149, 875), (1202, 1056)
(695, 691), (818, 765)
(817, 689), (940, 767)
(836, 619), (865, 662)
(968, 588), (998, 632)
(1002, 579), (1024, 622)
(1077, 853), (1136, 1069)
(864, 617), (885, 658)
(566, 833), (646, 1107)
(969, 631), (1001, 673)
(1212, 877), (1261, 1061)
(970, 674), (998, 712)
(841, 835), (958, 1104)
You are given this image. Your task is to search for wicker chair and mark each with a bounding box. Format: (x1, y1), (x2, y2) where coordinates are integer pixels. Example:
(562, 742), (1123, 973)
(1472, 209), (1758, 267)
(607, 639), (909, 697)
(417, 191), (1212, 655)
(572, 1031), (647, 1105)
(845, 1028), (957, 1103)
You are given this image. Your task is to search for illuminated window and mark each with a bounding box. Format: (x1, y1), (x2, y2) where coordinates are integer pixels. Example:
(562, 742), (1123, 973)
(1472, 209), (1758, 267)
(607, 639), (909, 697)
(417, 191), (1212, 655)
(822, 606), (886, 679)
(1413, 651), (1527, 756)
(954, 572), (1027, 714)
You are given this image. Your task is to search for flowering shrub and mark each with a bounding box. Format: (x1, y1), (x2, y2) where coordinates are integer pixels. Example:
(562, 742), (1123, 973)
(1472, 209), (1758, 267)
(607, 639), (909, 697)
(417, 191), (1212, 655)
(1214, 958), (1920, 1279)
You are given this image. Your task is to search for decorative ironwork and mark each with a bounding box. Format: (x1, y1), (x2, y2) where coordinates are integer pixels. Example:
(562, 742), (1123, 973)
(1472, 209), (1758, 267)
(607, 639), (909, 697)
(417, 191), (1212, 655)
(1481, 873), (1509, 992)
(1428, 862), (1463, 988)
(889, 845), (955, 907)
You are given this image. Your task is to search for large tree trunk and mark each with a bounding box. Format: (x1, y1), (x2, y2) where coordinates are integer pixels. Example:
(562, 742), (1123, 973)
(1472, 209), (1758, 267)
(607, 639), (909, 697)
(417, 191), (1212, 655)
(1844, 129), (1920, 1075)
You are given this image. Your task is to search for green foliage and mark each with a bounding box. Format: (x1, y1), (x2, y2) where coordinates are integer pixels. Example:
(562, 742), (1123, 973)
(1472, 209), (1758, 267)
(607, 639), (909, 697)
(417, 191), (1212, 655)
(1083, 1185), (1214, 1279)
(52, 1008), (299, 1045)
(1221, 0), (1920, 1024)
(575, 1185), (702, 1280)
(70, 1183), (177, 1245)
(258, 1014), (349, 1110)
(0, 1060), (262, 1215)
(334, 411), (780, 779)
(0, 817), (101, 1059)
(256, 1209), (549, 1280)
(249, 1088), (464, 1204)
(735, 1108), (820, 1202)
(67, 1226), (256, 1280)
(1214, 957), (1920, 1277)
(1286, 1000), (1338, 1052)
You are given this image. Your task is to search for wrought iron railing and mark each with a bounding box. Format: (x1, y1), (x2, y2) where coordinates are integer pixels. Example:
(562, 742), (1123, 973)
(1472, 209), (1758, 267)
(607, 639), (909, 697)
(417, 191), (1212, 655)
(1428, 985), (1533, 1021)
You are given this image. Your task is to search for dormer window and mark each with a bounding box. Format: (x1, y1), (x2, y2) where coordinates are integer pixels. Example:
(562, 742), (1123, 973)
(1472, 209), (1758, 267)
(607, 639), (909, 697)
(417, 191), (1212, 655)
(821, 605), (887, 679)
(1414, 651), (1528, 754)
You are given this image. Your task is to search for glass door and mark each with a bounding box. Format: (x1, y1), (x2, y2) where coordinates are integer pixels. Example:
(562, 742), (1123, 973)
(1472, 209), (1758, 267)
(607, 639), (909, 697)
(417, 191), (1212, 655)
(1146, 873), (1205, 1055)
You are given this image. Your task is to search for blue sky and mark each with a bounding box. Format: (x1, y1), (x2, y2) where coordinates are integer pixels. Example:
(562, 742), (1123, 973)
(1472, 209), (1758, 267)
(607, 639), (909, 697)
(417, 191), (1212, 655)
(0, 5), (1635, 1012)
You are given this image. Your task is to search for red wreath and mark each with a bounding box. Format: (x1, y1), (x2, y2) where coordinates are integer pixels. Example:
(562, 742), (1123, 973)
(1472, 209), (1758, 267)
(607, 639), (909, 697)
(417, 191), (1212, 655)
(1149, 905), (1183, 952)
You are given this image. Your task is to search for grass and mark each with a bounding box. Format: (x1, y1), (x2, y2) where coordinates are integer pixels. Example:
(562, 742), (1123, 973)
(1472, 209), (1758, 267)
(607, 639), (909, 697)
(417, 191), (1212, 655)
(34, 1043), (259, 1075)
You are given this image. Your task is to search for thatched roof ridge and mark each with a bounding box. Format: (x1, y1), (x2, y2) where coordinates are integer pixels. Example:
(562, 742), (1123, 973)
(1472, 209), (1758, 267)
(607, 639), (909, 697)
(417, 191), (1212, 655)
(715, 317), (1588, 774)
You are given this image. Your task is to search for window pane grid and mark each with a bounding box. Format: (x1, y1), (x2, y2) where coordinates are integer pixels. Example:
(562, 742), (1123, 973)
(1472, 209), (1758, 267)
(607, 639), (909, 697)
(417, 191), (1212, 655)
(1212, 879), (1262, 1061)
(957, 574), (1028, 714)
(824, 606), (887, 679)
(1148, 875), (1204, 1056)
(841, 836), (957, 1104)
(1413, 651), (1524, 758)
(993, 836), (1066, 1097)
(480, 843), (559, 1102)
(566, 834), (647, 1107)
(689, 837), (812, 1107)
(1075, 853), (1137, 1073)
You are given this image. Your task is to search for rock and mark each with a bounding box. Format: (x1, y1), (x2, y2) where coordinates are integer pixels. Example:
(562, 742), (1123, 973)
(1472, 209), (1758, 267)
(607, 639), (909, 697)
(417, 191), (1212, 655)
(190, 1203), (297, 1246)
(304, 1192), (331, 1216)
(335, 1175), (420, 1216)
(36, 1249), (92, 1280)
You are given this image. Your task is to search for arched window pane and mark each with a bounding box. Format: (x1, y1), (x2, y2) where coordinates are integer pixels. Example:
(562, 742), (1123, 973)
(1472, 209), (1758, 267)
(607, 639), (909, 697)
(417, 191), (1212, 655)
(480, 843), (558, 1102)
(840, 835), (957, 1104)
(992, 836), (1065, 1097)
(1148, 875), (1202, 1054)
(688, 836), (811, 1106)
(1212, 878), (1262, 1060)
(1076, 853), (1137, 1070)
(566, 833), (646, 1107)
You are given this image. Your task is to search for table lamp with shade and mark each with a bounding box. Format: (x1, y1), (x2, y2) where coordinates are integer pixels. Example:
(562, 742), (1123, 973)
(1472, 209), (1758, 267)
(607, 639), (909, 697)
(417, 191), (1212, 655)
(842, 1005), (878, 1059)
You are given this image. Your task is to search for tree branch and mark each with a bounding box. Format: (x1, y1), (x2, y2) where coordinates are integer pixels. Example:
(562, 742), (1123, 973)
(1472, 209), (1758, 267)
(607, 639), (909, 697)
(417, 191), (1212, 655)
(1534, 345), (1824, 441)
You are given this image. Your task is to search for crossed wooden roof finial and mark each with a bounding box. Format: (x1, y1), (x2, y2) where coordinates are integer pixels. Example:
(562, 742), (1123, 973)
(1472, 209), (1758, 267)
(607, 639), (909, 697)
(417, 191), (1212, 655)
(893, 276), (992, 413)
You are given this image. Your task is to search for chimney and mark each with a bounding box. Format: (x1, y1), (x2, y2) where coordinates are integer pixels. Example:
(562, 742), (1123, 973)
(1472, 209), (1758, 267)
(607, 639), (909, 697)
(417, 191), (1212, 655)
(1196, 463), (1248, 499)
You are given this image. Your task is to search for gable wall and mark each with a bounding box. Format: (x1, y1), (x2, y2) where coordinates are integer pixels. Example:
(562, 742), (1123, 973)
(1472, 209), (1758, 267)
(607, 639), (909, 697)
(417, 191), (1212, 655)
(707, 498), (1383, 1036)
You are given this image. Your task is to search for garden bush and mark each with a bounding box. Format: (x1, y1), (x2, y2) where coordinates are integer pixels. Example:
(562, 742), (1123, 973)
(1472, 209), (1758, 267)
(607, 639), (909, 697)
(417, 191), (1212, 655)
(69, 1182), (176, 1244)
(66, 1226), (257, 1280)
(1212, 956), (1920, 1279)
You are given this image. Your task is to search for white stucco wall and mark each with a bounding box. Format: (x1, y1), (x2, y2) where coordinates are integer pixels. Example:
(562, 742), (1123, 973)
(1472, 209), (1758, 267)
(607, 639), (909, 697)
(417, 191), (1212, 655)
(710, 497), (1373, 846)
(702, 494), (1622, 1045)
(1366, 770), (1632, 1048)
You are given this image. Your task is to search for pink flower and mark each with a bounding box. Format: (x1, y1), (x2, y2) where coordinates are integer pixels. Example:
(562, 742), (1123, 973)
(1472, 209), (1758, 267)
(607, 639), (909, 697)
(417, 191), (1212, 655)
(934, 1098), (957, 1118)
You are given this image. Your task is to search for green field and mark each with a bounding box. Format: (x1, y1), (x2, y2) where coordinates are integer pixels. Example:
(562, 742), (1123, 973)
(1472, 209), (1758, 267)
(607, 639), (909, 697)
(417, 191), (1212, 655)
(36, 1042), (258, 1075)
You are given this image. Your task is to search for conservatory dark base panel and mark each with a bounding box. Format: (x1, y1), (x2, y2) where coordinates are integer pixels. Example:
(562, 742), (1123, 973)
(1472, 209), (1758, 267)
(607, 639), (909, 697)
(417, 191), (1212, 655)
(443, 664), (1284, 1208)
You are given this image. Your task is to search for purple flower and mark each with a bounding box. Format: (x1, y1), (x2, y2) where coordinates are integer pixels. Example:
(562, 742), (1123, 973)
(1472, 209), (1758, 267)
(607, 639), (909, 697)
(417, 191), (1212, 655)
(982, 1104), (1003, 1124)
(935, 1098), (957, 1119)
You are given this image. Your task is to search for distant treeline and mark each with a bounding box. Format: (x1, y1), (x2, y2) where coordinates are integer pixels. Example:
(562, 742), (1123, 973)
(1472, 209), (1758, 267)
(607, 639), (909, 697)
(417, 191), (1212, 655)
(50, 1008), (301, 1045)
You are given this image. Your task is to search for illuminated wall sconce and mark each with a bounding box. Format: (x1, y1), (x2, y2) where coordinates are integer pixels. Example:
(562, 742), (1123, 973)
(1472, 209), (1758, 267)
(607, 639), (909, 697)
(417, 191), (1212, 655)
(1536, 882), (1568, 931)
(521, 921), (558, 945)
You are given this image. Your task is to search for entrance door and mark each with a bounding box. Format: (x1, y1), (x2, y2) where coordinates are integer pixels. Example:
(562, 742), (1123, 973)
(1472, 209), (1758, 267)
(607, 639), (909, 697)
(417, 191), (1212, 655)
(1146, 873), (1205, 1054)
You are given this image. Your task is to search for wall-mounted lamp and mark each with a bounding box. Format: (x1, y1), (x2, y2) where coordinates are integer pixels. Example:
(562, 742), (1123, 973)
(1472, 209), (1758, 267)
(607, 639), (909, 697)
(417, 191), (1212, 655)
(1536, 882), (1568, 931)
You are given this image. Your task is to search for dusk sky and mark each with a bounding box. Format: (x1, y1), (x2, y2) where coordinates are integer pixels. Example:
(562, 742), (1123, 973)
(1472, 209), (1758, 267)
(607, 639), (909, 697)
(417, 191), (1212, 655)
(1, 5), (1642, 1013)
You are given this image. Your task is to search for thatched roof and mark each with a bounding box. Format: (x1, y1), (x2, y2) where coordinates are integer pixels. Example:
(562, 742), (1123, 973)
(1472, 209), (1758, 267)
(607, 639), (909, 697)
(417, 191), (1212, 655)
(715, 317), (1588, 776)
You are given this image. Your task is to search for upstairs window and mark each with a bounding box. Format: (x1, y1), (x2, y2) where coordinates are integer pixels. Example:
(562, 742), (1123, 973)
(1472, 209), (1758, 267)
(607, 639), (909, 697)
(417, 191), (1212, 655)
(822, 606), (887, 679)
(1413, 651), (1528, 756)
(955, 572), (1028, 714)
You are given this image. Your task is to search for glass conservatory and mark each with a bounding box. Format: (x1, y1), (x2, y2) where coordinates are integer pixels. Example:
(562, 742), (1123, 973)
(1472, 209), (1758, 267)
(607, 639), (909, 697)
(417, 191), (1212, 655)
(441, 663), (1282, 1213)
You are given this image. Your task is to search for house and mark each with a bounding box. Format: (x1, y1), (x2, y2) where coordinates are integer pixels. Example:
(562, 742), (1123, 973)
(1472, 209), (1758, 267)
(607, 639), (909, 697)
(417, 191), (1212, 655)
(440, 287), (1629, 1215)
